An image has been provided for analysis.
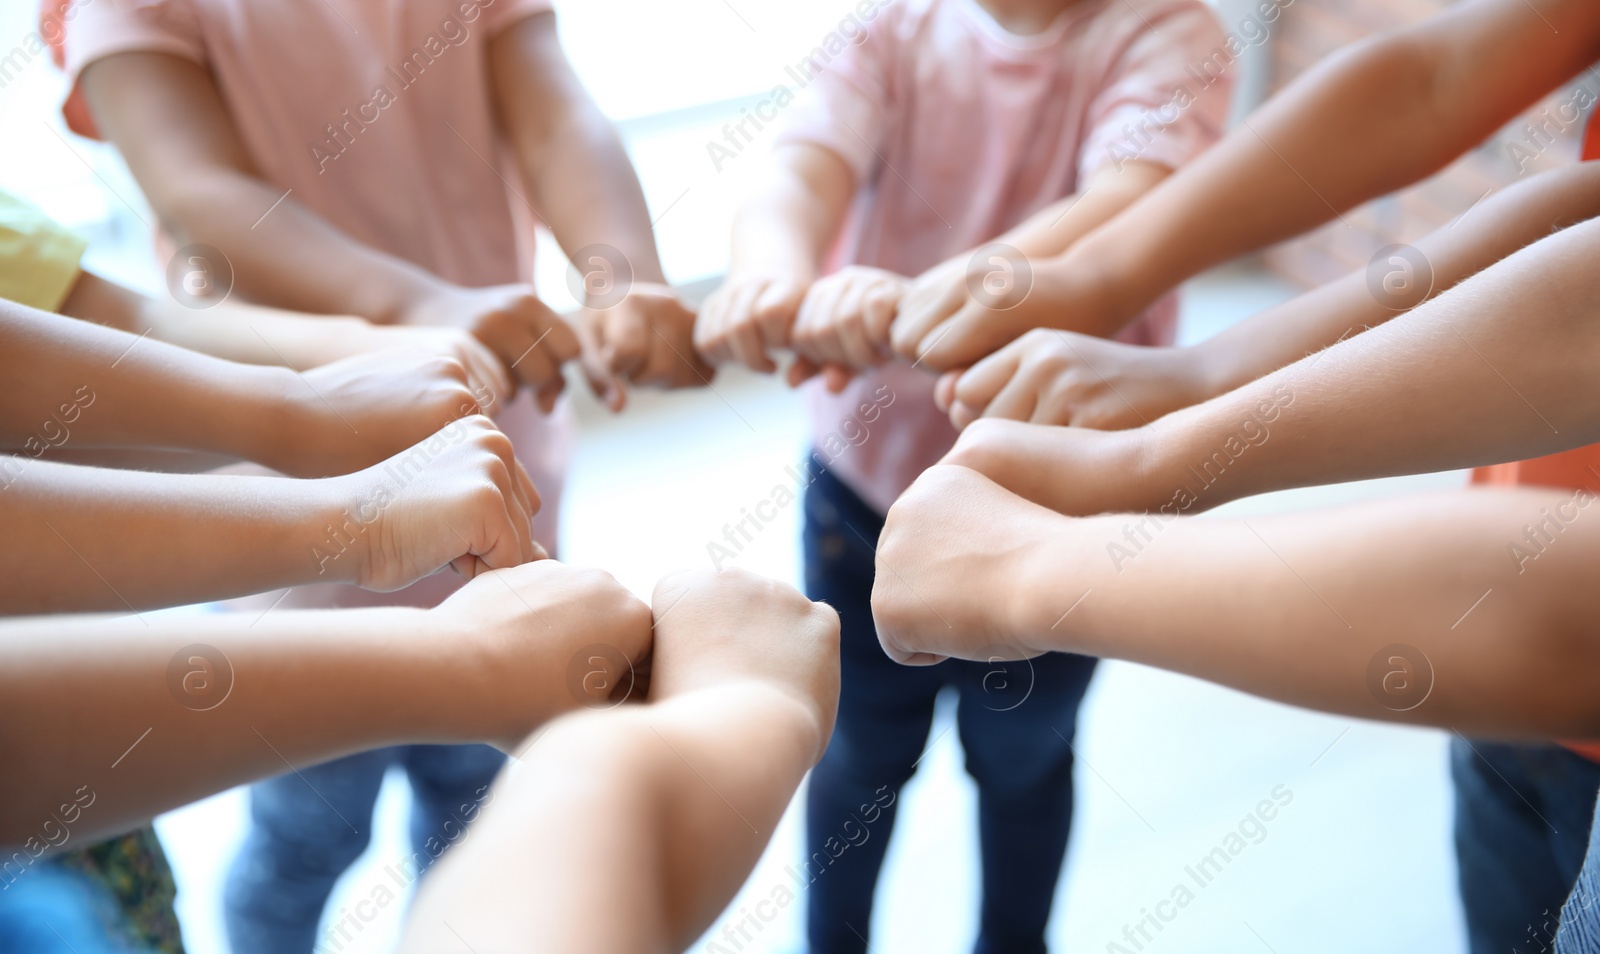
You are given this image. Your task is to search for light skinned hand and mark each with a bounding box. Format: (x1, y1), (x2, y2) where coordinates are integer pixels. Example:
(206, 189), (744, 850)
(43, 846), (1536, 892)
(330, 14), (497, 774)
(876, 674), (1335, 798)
(787, 265), (908, 393)
(579, 282), (713, 411)
(694, 274), (809, 374)
(352, 324), (516, 412)
(890, 252), (1107, 371)
(935, 328), (1216, 430)
(647, 568), (840, 759)
(401, 283), (580, 412)
(335, 415), (545, 591)
(871, 464), (1064, 667)
(428, 560), (654, 751)
(273, 351), (485, 478)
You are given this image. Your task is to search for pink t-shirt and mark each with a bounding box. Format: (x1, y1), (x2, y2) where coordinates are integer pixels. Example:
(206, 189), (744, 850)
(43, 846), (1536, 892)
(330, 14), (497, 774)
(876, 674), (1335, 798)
(61, 0), (572, 552)
(776, 0), (1230, 515)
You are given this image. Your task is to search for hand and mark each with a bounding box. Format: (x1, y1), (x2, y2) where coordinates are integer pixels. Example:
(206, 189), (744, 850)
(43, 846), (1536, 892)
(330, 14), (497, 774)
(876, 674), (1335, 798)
(332, 416), (544, 591)
(787, 266), (907, 393)
(694, 274), (809, 374)
(935, 328), (1215, 430)
(401, 284), (580, 412)
(891, 251), (1106, 371)
(940, 417), (1155, 517)
(872, 464), (1064, 666)
(272, 351), (485, 478)
(347, 324), (516, 413)
(429, 560), (654, 751)
(647, 568), (840, 759)
(579, 283), (713, 411)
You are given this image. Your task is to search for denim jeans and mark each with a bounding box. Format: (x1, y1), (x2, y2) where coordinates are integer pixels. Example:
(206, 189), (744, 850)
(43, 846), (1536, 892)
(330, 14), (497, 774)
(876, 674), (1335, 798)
(801, 465), (1097, 954)
(1556, 791), (1600, 952)
(1451, 737), (1600, 953)
(224, 743), (504, 954)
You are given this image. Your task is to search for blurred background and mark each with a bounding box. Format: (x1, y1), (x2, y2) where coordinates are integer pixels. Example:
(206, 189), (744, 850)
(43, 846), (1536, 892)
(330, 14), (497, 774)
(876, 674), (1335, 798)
(1, 0), (1587, 950)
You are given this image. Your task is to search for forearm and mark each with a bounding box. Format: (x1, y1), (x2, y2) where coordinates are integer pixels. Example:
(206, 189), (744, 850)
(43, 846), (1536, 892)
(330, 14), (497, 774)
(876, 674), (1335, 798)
(997, 161), (1169, 259)
(521, 110), (666, 286)
(401, 684), (819, 954)
(0, 459), (352, 613)
(63, 269), (377, 369)
(159, 168), (445, 320)
(0, 299), (294, 460)
(1166, 219), (1600, 506)
(1194, 161), (1600, 396)
(1070, 0), (1600, 325)
(1027, 489), (1600, 738)
(0, 606), (483, 848)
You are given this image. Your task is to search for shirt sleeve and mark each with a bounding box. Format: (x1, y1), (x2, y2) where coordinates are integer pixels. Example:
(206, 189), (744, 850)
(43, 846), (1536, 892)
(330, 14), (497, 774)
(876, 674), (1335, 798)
(59, 0), (208, 139)
(1078, 1), (1232, 182)
(0, 191), (88, 312)
(770, 5), (902, 186)
(477, 0), (556, 35)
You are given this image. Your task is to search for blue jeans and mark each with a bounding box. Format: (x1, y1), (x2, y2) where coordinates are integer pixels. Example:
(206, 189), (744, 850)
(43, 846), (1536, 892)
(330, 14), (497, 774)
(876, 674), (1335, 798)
(1452, 737), (1600, 953)
(224, 743), (504, 954)
(1556, 791), (1600, 952)
(801, 465), (1097, 954)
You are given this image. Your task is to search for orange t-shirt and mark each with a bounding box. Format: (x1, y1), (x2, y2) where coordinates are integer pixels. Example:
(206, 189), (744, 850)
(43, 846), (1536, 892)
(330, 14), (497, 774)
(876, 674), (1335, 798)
(1469, 119), (1600, 762)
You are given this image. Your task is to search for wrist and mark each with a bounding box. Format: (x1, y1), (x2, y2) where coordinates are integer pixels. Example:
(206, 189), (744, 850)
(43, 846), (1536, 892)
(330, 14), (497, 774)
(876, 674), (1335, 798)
(292, 471), (376, 586)
(230, 364), (311, 471)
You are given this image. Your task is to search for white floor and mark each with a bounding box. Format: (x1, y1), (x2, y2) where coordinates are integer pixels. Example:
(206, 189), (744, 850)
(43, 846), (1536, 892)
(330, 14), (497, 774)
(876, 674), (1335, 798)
(153, 265), (1469, 954)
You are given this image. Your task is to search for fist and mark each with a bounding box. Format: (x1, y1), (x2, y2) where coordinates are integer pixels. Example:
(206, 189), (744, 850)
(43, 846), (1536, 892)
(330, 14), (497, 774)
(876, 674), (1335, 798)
(872, 464), (1059, 666)
(648, 568), (840, 756)
(403, 284), (580, 411)
(788, 266), (907, 392)
(430, 560), (654, 750)
(280, 351), (485, 478)
(338, 416), (543, 591)
(694, 274), (808, 374)
(579, 282), (713, 410)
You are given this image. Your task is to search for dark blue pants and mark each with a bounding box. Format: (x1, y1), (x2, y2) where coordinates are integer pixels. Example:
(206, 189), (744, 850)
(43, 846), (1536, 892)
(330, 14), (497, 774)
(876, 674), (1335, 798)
(224, 743), (504, 954)
(1451, 737), (1600, 953)
(1556, 791), (1600, 952)
(802, 465), (1096, 954)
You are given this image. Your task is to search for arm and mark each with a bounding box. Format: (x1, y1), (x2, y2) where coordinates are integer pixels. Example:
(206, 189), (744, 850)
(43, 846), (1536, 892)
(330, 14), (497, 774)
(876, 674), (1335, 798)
(79, 52), (444, 322)
(947, 214), (1600, 516)
(873, 465), (1600, 739)
(491, 14), (709, 402)
(0, 560), (652, 850)
(400, 569), (840, 954)
(939, 160), (1600, 430)
(61, 270), (513, 403)
(889, 161), (1173, 365)
(79, 52), (577, 399)
(0, 417), (538, 613)
(0, 298), (500, 478)
(694, 143), (857, 373)
(1057, 0), (1600, 333)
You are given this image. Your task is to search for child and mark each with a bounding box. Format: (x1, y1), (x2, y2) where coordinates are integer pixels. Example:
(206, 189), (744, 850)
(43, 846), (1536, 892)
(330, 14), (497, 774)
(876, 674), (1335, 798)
(56, 2), (701, 948)
(695, 0), (1230, 948)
